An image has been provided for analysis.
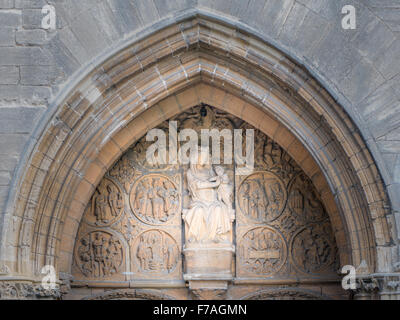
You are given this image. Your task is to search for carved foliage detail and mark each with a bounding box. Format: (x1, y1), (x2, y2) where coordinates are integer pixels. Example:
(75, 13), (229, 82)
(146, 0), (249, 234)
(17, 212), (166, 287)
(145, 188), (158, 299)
(109, 154), (137, 192)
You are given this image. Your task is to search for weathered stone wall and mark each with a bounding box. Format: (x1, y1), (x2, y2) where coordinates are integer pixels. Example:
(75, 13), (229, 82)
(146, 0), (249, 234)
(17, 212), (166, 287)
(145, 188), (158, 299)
(0, 0), (399, 276)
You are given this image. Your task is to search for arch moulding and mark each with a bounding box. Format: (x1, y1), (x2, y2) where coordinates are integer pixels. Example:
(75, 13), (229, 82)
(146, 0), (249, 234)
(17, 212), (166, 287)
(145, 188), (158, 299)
(0, 14), (394, 296)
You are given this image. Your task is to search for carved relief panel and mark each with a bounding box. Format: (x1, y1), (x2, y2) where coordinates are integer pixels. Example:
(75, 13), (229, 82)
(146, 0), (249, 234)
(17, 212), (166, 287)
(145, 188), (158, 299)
(72, 106), (339, 289)
(235, 128), (338, 279)
(73, 136), (183, 283)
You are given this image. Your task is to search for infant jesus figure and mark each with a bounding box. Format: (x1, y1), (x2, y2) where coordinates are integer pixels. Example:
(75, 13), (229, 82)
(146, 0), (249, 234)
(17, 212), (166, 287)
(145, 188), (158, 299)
(210, 166), (235, 222)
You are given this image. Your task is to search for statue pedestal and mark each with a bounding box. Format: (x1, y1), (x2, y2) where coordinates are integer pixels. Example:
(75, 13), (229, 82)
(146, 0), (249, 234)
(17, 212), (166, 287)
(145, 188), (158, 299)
(183, 243), (235, 280)
(183, 243), (235, 300)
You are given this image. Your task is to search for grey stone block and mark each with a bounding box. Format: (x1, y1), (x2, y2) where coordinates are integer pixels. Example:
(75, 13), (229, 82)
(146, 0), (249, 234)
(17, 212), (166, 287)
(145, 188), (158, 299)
(368, 7), (400, 32)
(132, 0), (160, 26)
(358, 81), (398, 120)
(395, 157), (400, 184)
(238, 0), (268, 28)
(56, 26), (89, 65)
(0, 27), (15, 46)
(198, 0), (232, 13)
(0, 10), (21, 27)
(351, 15), (395, 62)
(0, 0), (14, 9)
(0, 47), (52, 66)
(153, 0), (196, 16)
(19, 85), (51, 104)
(0, 133), (29, 155)
(381, 128), (400, 142)
(16, 29), (47, 45)
(0, 106), (45, 133)
(388, 184), (400, 211)
(374, 38), (400, 79)
(44, 32), (80, 76)
(0, 185), (9, 205)
(227, 0), (254, 18)
(381, 153), (398, 180)
(389, 73), (400, 99)
(90, 1), (122, 42)
(0, 84), (51, 103)
(106, 0), (143, 35)
(257, 0), (296, 40)
(21, 8), (42, 29)
(339, 58), (385, 104)
(0, 171), (11, 186)
(20, 65), (58, 85)
(278, 1), (309, 47)
(364, 0), (400, 7)
(0, 66), (19, 85)
(0, 85), (18, 101)
(309, 28), (360, 84)
(371, 111), (400, 141)
(69, 11), (111, 58)
(15, 0), (45, 9)
(378, 141), (400, 154)
(280, 3), (330, 56)
(0, 154), (18, 171)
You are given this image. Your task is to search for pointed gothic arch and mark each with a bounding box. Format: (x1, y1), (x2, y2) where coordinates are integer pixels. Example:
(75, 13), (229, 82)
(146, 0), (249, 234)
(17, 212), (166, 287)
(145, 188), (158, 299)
(0, 14), (393, 299)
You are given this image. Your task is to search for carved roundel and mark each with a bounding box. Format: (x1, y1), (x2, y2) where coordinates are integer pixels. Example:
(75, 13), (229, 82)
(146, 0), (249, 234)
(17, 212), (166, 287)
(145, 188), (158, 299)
(84, 178), (124, 227)
(290, 223), (335, 274)
(133, 230), (179, 274)
(75, 231), (124, 278)
(238, 171), (287, 223)
(238, 226), (287, 275)
(129, 174), (180, 225)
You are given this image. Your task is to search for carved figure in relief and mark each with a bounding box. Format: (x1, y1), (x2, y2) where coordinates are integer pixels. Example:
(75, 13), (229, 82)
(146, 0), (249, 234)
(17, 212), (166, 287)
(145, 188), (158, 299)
(214, 166), (234, 213)
(137, 236), (148, 270)
(78, 238), (92, 276)
(76, 232), (123, 278)
(151, 179), (164, 220)
(92, 233), (107, 276)
(184, 148), (233, 243)
(238, 172), (286, 223)
(288, 173), (326, 222)
(291, 224), (334, 273)
(91, 180), (123, 225)
(94, 193), (107, 223)
(162, 180), (178, 214)
(135, 230), (178, 273)
(131, 175), (179, 224)
(107, 185), (123, 218)
(250, 190), (260, 220)
(240, 227), (286, 275)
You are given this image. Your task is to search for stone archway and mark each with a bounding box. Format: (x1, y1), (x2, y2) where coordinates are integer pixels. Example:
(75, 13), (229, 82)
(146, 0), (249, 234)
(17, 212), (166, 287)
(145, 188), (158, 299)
(68, 105), (344, 300)
(0, 14), (394, 299)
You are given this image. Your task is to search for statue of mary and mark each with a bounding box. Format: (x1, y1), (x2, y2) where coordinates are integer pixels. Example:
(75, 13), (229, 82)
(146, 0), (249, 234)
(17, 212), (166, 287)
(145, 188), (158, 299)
(183, 147), (233, 244)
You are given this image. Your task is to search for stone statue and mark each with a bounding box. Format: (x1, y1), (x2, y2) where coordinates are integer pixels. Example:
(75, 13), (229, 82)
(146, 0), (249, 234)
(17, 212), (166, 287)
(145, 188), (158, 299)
(183, 148), (234, 244)
(213, 166), (234, 214)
